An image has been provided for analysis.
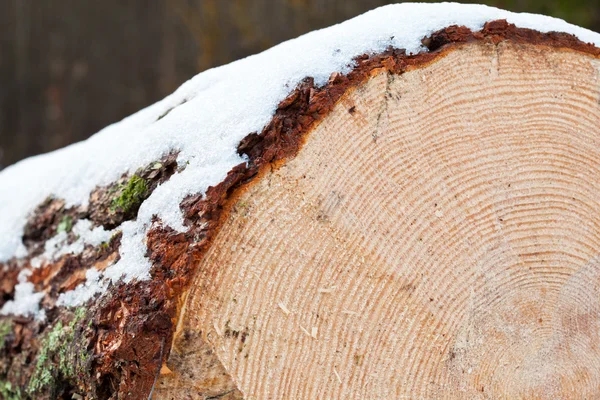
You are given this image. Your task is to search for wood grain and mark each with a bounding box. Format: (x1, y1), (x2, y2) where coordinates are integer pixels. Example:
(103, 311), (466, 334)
(156, 41), (600, 399)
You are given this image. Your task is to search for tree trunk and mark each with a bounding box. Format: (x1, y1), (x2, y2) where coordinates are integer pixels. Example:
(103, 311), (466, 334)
(0, 19), (599, 400)
(155, 35), (600, 399)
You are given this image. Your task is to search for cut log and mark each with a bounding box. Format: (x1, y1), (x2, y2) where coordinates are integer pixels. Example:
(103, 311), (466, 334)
(156, 39), (600, 399)
(0, 4), (599, 400)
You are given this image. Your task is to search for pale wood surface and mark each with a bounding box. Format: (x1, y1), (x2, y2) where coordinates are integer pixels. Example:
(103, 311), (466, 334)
(156, 41), (600, 399)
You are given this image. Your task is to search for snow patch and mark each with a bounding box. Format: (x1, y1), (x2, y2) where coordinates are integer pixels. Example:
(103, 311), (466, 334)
(56, 268), (108, 307)
(1, 271), (44, 318)
(0, 3), (599, 313)
(31, 219), (114, 268)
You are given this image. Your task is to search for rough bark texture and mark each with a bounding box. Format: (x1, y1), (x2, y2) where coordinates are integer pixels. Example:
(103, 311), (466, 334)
(0, 20), (599, 399)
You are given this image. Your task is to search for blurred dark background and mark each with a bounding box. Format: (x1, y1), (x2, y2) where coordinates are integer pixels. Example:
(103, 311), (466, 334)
(1, 0), (598, 169)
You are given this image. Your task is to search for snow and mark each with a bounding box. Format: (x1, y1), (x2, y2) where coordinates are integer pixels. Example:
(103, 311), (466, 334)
(0, 282), (45, 318)
(1, 271), (45, 318)
(32, 219), (113, 268)
(0, 3), (599, 313)
(56, 268), (107, 307)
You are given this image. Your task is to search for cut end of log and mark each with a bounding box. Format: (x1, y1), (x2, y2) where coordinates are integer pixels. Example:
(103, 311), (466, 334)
(156, 31), (600, 399)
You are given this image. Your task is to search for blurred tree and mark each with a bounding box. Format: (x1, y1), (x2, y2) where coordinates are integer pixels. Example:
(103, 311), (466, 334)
(0, 0), (598, 168)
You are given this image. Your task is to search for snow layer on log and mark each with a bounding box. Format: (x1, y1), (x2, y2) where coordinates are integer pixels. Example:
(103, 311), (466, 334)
(0, 3), (599, 313)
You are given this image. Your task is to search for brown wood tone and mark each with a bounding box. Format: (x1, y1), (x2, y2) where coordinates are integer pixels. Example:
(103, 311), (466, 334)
(156, 41), (600, 398)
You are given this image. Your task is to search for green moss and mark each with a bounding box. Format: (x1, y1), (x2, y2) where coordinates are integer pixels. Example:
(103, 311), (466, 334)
(0, 320), (12, 349)
(27, 308), (89, 395)
(28, 324), (60, 392)
(56, 215), (73, 233)
(73, 307), (86, 322)
(110, 174), (148, 214)
(0, 381), (21, 400)
(109, 231), (121, 243)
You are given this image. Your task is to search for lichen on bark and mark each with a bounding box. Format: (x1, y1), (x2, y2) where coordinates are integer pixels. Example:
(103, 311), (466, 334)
(27, 308), (91, 396)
